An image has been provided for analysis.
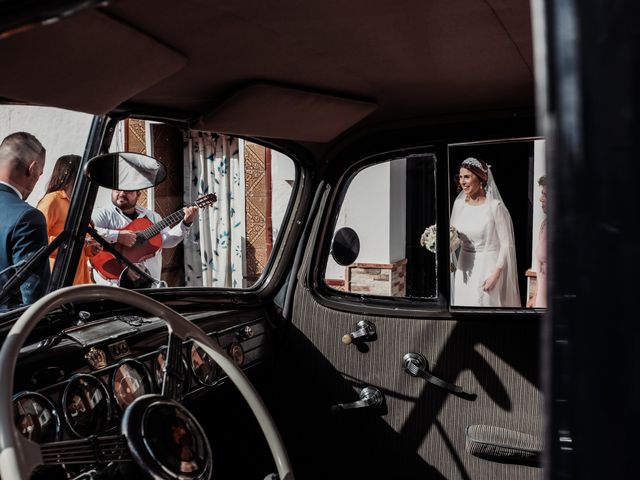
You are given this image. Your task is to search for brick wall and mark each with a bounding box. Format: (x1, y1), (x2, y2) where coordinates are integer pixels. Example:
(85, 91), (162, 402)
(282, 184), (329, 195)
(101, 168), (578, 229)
(344, 259), (407, 297)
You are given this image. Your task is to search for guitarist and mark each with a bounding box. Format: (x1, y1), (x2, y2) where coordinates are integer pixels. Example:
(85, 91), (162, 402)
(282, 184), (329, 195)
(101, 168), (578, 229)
(91, 189), (197, 286)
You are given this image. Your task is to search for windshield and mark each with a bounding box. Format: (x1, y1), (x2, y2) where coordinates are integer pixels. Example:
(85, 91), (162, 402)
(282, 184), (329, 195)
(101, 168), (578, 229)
(0, 108), (297, 314)
(0, 105), (93, 313)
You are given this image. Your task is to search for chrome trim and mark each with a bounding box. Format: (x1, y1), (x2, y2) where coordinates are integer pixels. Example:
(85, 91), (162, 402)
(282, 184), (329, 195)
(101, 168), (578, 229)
(61, 373), (112, 438)
(448, 136), (544, 147)
(122, 394), (212, 480)
(12, 391), (62, 443)
(110, 359), (154, 410)
(189, 342), (221, 387)
(331, 386), (384, 412)
(341, 319), (376, 345)
(154, 348), (190, 395)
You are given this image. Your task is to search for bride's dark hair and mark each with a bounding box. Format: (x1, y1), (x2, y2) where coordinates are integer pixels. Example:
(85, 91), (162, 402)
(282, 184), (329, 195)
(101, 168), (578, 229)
(456, 157), (489, 191)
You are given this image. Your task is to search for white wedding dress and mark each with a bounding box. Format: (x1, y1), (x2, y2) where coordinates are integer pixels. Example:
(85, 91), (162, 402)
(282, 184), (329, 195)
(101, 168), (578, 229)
(450, 197), (521, 308)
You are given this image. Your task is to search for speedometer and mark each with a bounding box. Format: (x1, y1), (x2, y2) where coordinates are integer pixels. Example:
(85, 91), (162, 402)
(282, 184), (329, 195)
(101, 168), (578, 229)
(112, 360), (152, 409)
(13, 392), (60, 443)
(62, 375), (111, 438)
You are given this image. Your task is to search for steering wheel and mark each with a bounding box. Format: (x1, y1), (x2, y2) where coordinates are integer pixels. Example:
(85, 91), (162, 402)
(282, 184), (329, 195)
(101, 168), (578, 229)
(0, 285), (293, 480)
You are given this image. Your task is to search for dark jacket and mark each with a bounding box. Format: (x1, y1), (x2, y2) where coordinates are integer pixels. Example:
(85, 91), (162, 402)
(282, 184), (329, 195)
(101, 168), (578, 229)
(0, 183), (50, 310)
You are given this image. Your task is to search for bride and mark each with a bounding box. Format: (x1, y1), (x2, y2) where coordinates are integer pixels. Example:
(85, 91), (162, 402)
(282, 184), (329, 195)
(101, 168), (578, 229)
(450, 158), (520, 307)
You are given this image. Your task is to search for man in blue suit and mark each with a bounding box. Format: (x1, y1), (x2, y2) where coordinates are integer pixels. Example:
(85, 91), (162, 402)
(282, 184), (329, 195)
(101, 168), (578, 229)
(0, 132), (49, 311)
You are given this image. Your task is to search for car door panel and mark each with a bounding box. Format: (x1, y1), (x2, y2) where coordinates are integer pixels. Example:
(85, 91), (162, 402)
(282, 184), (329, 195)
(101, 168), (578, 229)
(272, 178), (543, 480)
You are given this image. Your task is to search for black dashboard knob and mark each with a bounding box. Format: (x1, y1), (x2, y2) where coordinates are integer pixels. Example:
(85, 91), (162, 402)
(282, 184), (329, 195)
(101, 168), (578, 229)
(239, 325), (254, 340)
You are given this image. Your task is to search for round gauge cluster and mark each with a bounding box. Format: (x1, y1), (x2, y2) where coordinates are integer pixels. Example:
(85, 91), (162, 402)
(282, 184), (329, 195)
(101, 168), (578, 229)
(190, 344), (220, 386)
(13, 392), (60, 443)
(12, 329), (255, 442)
(62, 374), (111, 438)
(112, 360), (152, 410)
(13, 361), (153, 441)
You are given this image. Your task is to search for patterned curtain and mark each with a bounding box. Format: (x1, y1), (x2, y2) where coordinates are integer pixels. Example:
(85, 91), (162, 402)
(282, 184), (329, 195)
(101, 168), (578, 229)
(183, 133), (245, 287)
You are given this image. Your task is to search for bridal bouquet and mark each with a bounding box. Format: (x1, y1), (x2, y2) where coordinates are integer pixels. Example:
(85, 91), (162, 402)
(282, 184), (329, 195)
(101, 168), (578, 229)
(420, 225), (460, 253)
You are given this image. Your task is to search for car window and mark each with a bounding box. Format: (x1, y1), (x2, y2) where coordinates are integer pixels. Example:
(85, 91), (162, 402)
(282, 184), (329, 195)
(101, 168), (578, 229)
(448, 139), (546, 309)
(0, 109), (297, 314)
(323, 154), (438, 299)
(322, 140), (547, 309)
(92, 119), (297, 289)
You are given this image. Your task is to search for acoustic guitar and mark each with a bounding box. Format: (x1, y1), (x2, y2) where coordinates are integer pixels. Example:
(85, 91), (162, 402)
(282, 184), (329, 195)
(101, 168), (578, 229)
(90, 193), (217, 280)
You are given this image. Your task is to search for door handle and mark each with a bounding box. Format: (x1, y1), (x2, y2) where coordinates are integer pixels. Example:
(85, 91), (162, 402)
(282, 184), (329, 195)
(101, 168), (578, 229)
(403, 352), (469, 395)
(331, 386), (384, 414)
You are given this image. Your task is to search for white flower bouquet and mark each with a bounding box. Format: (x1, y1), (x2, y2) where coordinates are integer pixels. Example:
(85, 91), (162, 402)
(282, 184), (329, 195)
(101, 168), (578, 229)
(420, 225), (438, 253)
(420, 225), (460, 256)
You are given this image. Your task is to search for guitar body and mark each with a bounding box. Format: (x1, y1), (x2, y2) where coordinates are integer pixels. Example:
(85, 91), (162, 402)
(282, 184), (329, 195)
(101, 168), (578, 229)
(89, 193), (216, 281)
(90, 218), (163, 279)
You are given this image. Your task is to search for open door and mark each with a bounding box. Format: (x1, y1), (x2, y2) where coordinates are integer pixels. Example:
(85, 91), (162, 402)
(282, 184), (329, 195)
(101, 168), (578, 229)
(275, 143), (544, 479)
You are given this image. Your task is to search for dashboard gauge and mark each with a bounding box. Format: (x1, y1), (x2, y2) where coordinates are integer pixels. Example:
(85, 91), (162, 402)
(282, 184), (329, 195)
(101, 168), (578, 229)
(143, 402), (211, 477)
(13, 392), (60, 443)
(112, 360), (152, 410)
(62, 375), (111, 438)
(190, 344), (220, 386)
(154, 349), (189, 394)
(227, 342), (245, 366)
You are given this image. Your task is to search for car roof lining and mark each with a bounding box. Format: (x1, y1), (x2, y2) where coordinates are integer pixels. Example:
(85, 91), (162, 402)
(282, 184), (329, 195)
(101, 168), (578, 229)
(0, 0), (534, 146)
(0, 10), (186, 114)
(193, 83), (377, 143)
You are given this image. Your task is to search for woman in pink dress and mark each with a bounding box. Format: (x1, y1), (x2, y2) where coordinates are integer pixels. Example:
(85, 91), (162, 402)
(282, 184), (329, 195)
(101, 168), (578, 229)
(528, 176), (547, 307)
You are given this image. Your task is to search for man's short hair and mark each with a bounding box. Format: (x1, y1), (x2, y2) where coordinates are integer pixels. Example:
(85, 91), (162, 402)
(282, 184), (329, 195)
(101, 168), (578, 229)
(0, 132), (46, 168)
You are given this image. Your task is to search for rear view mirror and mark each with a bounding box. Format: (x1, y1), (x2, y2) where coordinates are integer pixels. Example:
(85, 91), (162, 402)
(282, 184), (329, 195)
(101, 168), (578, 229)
(331, 227), (360, 266)
(84, 152), (167, 190)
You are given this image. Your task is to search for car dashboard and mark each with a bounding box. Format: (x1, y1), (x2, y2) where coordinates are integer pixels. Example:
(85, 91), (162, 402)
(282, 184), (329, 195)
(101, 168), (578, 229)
(11, 306), (272, 474)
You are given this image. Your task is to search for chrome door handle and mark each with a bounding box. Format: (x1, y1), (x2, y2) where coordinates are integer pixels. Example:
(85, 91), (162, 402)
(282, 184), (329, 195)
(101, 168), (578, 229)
(331, 386), (384, 413)
(403, 352), (467, 394)
(341, 320), (376, 345)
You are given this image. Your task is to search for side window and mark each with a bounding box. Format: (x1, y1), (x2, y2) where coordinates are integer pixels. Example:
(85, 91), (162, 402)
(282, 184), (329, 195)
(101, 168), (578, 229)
(91, 120), (297, 289)
(321, 140), (547, 309)
(448, 139), (546, 309)
(323, 154), (437, 299)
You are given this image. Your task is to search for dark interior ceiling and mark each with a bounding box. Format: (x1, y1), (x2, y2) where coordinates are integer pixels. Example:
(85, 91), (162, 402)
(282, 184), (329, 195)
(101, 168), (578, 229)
(0, 0), (533, 147)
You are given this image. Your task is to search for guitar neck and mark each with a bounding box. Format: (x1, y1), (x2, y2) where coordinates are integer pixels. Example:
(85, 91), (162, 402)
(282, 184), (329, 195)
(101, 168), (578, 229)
(138, 205), (193, 240)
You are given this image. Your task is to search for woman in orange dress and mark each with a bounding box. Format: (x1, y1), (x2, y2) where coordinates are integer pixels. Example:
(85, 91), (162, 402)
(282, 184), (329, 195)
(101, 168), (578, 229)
(37, 155), (98, 284)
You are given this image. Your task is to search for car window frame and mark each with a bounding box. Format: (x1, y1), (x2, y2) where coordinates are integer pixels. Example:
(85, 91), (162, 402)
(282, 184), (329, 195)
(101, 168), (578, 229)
(51, 114), (309, 302)
(310, 146), (453, 318)
(310, 140), (546, 319)
(447, 136), (547, 315)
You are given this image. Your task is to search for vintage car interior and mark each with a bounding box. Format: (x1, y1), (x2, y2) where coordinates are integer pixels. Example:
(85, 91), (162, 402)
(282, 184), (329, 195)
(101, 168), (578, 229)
(3, 0), (635, 479)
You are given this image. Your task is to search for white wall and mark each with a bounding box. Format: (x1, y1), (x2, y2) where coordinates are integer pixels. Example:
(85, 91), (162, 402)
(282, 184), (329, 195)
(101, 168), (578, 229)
(325, 159), (407, 280)
(270, 150), (295, 241)
(0, 105), (93, 206)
